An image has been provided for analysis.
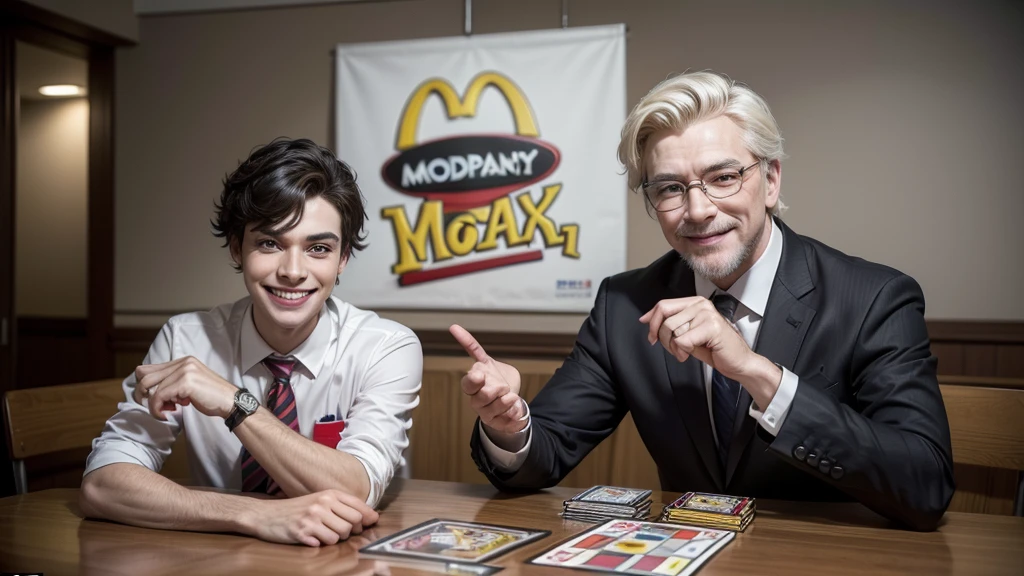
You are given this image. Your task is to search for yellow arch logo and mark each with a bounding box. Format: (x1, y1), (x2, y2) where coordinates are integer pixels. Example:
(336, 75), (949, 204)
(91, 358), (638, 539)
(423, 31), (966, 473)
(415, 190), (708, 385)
(396, 72), (539, 150)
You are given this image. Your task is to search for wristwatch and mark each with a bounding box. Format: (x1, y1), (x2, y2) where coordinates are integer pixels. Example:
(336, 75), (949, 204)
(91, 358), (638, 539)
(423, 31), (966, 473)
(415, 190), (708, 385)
(225, 389), (260, 432)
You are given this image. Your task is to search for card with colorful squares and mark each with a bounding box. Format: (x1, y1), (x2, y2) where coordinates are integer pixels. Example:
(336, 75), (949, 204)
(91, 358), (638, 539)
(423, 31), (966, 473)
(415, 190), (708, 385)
(528, 519), (733, 575)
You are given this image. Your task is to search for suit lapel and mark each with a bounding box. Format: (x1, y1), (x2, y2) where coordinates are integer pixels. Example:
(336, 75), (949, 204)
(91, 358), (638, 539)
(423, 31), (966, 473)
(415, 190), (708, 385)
(725, 221), (817, 485)
(661, 255), (725, 490)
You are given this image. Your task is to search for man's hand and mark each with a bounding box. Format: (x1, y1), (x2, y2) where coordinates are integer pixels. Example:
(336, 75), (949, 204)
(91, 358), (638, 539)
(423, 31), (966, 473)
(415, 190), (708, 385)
(449, 324), (527, 434)
(640, 297), (756, 381)
(132, 356), (238, 420)
(244, 489), (379, 547)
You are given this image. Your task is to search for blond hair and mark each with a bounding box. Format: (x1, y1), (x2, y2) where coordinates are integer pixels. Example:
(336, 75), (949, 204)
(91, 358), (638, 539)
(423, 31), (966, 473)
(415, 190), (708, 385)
(618, 71), (787, 215)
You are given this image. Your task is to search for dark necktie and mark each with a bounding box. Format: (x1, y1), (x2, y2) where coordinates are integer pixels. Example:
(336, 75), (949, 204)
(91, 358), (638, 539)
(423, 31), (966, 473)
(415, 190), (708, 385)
(710, 293), (741, 469)
(241, 355), (299, 495)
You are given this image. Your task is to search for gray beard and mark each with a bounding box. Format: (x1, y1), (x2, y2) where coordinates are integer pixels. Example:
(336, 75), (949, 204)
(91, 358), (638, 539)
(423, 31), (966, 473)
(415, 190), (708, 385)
(680, 222), (764, 282)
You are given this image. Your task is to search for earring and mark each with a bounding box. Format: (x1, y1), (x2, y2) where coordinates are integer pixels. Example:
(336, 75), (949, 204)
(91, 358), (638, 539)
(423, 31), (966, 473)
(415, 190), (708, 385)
(335, 276), (340, 286)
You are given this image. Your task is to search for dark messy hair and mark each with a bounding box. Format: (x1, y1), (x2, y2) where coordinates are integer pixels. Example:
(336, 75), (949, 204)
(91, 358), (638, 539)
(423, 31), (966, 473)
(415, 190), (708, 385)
(212, 138), (368, 271)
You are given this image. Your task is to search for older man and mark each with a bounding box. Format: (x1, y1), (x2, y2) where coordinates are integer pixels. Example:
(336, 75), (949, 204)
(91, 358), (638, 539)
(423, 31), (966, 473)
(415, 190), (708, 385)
(451, 71), (954, 531)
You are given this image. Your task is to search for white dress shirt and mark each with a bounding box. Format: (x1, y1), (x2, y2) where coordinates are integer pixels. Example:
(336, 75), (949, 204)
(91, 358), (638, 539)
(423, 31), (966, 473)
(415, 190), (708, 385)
(85, 295), (422, 506)
(482, 219), (798, 471)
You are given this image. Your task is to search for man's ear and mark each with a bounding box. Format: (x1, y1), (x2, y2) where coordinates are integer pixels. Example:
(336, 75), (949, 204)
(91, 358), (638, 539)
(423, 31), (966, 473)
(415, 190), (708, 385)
(334, 253), (349, 287)
(764, 159), (782, 211)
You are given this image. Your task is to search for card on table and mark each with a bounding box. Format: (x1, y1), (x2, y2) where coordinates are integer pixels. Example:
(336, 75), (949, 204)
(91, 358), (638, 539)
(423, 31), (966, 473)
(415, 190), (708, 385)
(569, 486), (653, 507)
(563, 486), (653, 522)
(659, 492), (755, 532)
(664, 492), (751, 515)
(529, 518), (734, 575)
(359, 519), (549, 565)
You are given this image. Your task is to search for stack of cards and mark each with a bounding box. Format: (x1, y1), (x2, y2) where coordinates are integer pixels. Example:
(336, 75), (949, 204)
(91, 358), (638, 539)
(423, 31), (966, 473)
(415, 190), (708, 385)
(659, 492), (755, 532)
(562, 486), (653, 523)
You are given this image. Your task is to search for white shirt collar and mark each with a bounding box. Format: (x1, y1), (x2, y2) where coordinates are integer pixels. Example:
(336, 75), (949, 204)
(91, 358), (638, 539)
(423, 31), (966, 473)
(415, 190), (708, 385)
(694, 217), (783, 319)
(240, 300), (332, 378)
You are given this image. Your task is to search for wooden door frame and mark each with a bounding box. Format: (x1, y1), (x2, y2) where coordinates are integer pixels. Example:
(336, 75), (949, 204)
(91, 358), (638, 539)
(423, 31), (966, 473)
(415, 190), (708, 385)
(1, 1), (132, 385)
(1, 24), (14, 405)
(0, 0), (132, 496)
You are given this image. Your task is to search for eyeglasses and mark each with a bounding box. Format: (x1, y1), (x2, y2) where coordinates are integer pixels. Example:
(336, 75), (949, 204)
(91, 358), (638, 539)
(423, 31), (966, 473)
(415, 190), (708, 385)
(641, 160), (762, 216)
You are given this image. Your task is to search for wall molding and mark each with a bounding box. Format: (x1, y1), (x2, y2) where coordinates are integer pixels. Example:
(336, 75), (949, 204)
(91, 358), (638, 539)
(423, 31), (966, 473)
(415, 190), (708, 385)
(416, 329), (576, 358)
(110, 319), (1024, 364)
(927, 321), (1024, 345)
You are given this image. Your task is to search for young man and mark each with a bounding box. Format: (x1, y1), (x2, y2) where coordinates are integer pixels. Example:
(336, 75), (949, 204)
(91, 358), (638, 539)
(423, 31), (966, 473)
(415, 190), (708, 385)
(452, 71), (955, 531)
(81, 138), (422, 546)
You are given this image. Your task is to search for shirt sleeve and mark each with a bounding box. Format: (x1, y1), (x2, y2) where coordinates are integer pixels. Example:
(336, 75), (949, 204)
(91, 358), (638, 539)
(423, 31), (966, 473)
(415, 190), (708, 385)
(335, 329), (422, 507)
(748, 365), (798, 436)
(84, 322), (183, 477)
(478, 400), (533, 472)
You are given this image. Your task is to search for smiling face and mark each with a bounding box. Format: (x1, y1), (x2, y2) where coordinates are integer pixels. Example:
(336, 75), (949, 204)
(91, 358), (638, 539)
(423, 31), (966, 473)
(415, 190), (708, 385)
(231, 196), (347, 354)
(644, 115), (781, 289)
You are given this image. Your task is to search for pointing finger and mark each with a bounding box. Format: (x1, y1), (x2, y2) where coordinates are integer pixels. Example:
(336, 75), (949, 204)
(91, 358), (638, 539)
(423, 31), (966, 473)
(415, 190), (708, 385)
(449, 324), (491, 364)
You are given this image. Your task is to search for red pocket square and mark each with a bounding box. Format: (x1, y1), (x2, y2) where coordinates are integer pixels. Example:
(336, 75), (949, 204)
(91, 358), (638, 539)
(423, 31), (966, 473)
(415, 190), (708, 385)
(313, 420), (345, 447)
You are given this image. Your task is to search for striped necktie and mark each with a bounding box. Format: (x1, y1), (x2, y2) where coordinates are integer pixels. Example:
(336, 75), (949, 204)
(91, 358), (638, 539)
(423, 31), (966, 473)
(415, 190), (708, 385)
(241, 355), (299, 495)
(710, 293), (742, 470)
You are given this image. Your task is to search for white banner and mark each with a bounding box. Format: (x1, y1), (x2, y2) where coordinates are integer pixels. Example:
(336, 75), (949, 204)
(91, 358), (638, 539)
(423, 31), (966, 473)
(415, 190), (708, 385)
(335, 25), (626, 311)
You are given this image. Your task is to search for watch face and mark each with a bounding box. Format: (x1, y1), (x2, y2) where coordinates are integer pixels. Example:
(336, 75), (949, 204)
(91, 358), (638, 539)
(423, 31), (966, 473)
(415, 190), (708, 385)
(237, 392), (259, 413)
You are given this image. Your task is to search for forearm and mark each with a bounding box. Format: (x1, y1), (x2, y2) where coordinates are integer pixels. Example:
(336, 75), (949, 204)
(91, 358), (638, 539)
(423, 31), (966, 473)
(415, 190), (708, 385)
(234, 408), (371, 501)
(79, 463), (258, 534)
(473, 399), (622, 492)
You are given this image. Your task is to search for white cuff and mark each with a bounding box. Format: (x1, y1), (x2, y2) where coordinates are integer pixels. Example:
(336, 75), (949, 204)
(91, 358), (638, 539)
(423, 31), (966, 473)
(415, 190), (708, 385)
(478, 400), (532, 473)
(748, 366), (798, 436)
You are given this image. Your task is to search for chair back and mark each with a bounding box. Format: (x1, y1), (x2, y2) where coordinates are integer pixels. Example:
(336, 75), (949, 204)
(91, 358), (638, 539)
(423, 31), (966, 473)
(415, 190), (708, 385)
(939, 377), (1024, 516)
(4, 378), (190, 493)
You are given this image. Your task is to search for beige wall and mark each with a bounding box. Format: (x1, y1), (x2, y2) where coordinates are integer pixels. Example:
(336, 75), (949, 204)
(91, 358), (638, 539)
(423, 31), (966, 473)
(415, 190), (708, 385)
(22, 0), (138, 43)
(16, 98), (90, 317)
(114, 0), (1024, 330)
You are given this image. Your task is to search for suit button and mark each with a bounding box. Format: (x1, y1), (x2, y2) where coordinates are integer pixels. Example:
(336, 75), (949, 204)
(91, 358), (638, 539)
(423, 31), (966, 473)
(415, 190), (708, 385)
(806, 452), (819, 467)
(818, 458), (832, 474)
(793, 446), (807, 461)
(831, 466), (845, 480)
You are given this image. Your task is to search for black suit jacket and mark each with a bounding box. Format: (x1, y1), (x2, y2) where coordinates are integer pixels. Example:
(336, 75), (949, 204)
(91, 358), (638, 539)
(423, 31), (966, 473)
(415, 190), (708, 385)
(471, 219), (955, 531)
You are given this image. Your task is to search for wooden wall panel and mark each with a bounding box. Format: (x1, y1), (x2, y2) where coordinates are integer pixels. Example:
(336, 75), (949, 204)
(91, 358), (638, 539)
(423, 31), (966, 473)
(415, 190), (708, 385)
(455, 390), (487, 485)
(408, 370), (460, 482)
(964, 345), (998, 377)
(931, 343), (964, 375)
(995, 345), (1024, 378)
(929, 321), (1024, 379)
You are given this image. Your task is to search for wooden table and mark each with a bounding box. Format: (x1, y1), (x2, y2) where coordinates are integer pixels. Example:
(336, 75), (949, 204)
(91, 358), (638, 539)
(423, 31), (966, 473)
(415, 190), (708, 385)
(1, 478), (1022, 575)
